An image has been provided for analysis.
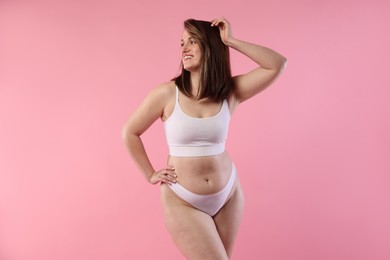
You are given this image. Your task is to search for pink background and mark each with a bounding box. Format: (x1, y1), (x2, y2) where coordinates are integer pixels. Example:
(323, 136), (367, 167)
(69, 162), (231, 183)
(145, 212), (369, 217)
(1, 0), (389, 259)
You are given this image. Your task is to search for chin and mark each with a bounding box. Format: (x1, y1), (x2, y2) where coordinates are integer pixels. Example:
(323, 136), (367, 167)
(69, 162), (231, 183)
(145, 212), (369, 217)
(183, 65), (199, 73)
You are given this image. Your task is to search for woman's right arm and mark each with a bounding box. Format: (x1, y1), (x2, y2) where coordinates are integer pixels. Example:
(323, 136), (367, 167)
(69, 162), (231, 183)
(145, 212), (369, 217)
(122, 83), (176, 185)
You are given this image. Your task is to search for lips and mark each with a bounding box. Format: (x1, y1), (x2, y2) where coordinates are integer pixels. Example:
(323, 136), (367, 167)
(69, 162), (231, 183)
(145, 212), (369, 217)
(183, 55), (194, 60)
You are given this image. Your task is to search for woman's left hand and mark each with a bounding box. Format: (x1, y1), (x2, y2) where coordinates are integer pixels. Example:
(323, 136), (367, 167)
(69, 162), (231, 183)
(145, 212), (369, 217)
(211, 17), (233, 46)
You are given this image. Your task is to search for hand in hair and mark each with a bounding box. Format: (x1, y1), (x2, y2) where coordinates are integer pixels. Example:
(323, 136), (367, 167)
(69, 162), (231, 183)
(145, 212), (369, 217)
(211, 17), (234, 46)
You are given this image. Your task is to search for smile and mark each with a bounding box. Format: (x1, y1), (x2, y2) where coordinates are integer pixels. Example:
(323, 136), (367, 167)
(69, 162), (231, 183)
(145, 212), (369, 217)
(183, 55), (193, 60)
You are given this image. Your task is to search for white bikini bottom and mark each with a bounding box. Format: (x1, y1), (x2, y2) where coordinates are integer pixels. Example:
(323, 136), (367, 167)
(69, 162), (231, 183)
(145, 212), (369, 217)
(167, 164), (237, 216)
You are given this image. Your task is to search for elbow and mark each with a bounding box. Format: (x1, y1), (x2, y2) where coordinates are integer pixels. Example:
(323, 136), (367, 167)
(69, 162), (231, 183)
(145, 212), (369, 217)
(277, 56), (288, 74)
(280, 55), (288, 70)
(121, 126), (129, 143)
(269, 55), (287, 73)
(122, 124), (140, 144)
(283, 56), (288, 67)
(121, 125), (133, 143)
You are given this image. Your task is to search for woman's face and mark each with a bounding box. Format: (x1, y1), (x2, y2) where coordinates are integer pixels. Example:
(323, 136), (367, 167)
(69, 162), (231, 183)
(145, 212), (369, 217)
(180, 30), (202, 72)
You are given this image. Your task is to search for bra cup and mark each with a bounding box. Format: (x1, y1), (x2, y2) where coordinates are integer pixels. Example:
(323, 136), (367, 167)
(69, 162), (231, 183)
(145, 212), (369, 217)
(164, 86), (230, 157)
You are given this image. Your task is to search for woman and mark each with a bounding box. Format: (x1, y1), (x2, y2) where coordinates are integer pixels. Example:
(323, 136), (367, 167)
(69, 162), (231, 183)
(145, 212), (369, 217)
(122, 17), (287, 260)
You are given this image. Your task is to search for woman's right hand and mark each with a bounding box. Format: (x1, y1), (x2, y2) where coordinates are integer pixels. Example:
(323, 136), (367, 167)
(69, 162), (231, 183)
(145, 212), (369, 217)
(149, 166), (177, 185)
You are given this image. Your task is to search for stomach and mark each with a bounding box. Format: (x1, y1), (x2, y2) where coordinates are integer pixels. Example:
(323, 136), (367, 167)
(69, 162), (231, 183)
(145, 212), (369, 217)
(167, 151), (233, 195)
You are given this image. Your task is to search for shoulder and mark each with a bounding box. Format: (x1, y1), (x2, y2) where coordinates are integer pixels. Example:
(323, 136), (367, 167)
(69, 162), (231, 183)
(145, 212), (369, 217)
(150, 81), (177, 122)
(148, 81), (176, 101)
(142, 81), (175, 107)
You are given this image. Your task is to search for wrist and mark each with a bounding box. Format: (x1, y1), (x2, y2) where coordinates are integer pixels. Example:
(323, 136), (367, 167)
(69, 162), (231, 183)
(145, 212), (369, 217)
(224, 37), (237, 48)
(147, 171), (156, 184)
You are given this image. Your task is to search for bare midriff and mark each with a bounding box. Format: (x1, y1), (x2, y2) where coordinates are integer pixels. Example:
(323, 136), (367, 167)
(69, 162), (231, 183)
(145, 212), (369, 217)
(167, 151), (233, 195)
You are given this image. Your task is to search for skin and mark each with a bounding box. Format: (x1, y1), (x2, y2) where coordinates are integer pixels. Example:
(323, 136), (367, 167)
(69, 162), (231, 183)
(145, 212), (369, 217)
(122, 17), (287, 259)
(181, 32), (202, 73)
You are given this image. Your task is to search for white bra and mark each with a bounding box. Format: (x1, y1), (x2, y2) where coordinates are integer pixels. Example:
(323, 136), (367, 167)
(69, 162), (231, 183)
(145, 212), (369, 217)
(163, 86), (231, 157)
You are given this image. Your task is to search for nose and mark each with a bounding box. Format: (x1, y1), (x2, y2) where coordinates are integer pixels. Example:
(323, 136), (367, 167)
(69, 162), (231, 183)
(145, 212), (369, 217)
(181, 41), (190, 52)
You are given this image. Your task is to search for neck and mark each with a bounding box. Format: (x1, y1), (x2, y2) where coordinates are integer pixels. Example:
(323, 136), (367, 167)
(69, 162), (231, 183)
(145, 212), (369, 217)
(190, 72), (200, 97)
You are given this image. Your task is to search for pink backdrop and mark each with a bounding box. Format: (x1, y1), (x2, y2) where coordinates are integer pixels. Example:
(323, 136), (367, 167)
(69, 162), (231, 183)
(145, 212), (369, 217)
(1, 0), (389, 259)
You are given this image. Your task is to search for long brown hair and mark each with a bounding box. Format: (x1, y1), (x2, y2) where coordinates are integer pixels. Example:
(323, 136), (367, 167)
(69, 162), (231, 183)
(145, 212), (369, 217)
(173, 19), (234, 102)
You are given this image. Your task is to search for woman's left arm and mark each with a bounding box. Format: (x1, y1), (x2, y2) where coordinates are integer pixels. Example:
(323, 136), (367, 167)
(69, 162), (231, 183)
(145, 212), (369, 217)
(211, 18), (287, 103)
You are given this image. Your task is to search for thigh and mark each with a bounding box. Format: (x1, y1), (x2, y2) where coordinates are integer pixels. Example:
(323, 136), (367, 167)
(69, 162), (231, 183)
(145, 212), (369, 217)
(213, 179), (245, 258)
(160, 184), (229, 260)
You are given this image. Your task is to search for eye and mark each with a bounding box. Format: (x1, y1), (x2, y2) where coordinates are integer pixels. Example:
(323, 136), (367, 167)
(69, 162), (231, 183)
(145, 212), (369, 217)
(190, 40), (197, 44)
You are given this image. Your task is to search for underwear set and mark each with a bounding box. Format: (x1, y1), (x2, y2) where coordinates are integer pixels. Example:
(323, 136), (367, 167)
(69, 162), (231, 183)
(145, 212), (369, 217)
(163, 86), (236, 216)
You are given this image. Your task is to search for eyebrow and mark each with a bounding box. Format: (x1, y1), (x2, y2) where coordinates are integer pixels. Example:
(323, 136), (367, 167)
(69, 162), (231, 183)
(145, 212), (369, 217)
(180, 37), (195, 42)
